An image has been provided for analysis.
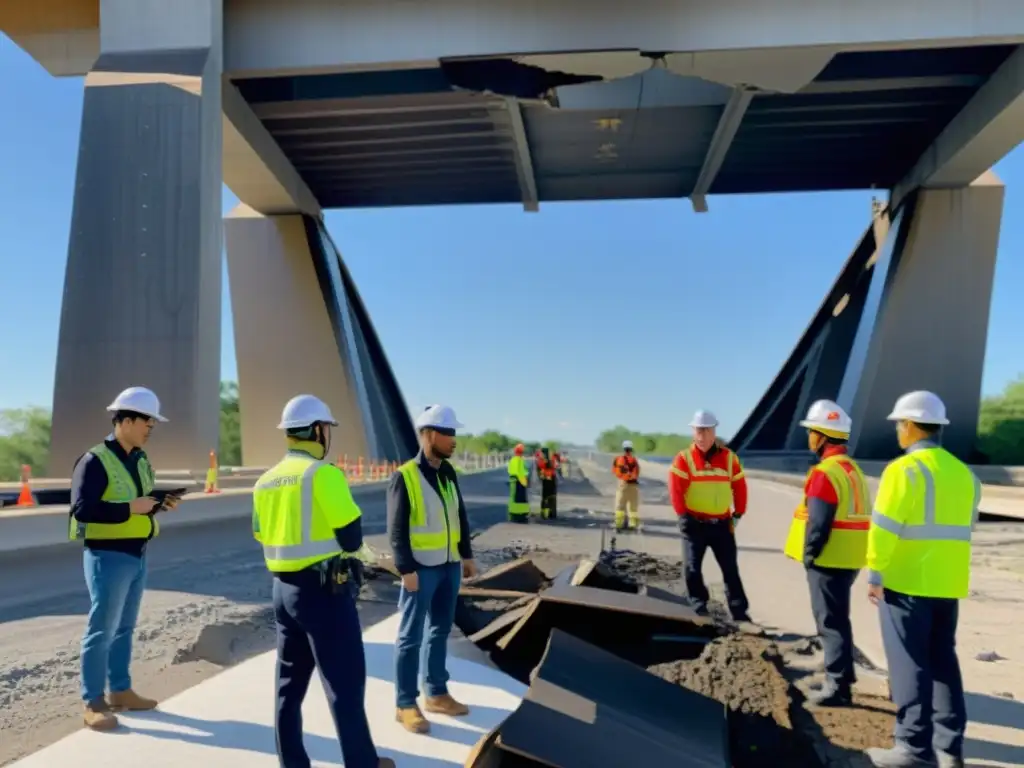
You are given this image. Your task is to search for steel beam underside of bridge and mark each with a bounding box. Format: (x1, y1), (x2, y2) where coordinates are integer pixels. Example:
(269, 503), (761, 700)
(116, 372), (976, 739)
(49, 0), (413, 473)
(731, 173), (1005, 463)
(228, 44), (1021, 209)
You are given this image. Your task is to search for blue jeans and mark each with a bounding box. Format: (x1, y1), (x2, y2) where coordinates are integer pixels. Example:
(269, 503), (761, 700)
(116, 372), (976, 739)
(394, 561), (461, 708)
(80, 549), (147, 703)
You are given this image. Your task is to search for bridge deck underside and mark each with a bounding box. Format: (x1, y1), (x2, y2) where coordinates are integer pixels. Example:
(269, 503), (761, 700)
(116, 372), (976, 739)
(233, 45), (1016, 208)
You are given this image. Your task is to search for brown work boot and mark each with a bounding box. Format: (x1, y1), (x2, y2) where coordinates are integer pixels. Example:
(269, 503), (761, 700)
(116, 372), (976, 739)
(396, 705), (430, 734)
(83, 698), (118, 731)
(377, 759), (396, 768)
(424, 693), (470, 716)
(108, 689), (158, 712)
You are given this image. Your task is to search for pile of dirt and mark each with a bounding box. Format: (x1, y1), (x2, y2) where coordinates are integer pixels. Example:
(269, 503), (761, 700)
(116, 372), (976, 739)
(804, 693), (897, 764)
(600, 548), (682, 583)
(649, 633), (817, 766)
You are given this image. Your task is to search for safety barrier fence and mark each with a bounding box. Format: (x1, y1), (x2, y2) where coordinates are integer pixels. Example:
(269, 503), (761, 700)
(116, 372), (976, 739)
(0, 464), (511, 560)
(0, 451), (516, 509)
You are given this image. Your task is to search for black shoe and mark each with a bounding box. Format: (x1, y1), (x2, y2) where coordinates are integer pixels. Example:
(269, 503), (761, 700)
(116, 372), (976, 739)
(808, 686), (852, 708)
(731, 612), (752, 622)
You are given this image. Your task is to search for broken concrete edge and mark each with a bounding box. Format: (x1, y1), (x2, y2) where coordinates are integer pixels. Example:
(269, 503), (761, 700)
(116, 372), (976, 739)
(494, 629), (731, 767)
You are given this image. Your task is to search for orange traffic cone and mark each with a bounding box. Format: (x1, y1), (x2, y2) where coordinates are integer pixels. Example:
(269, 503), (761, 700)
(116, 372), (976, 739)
(204, 450), (221, 494)
(15, 464), (36, 507)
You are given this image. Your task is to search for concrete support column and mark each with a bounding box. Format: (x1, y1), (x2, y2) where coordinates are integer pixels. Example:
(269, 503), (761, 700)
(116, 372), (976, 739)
(224, 206), (370, 468)
(50, 0), (224, 472)
(840, 172), (1005, 460)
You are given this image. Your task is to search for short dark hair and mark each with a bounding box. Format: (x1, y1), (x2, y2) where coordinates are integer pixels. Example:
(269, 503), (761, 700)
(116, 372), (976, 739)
(112, 410), (149, 425)
(286, 424), (319, 440)
(909, 421), (941, 437)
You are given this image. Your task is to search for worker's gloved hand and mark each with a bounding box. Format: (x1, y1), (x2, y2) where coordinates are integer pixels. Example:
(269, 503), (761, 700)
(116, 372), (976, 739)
(341, 557), (365, 589)
(677, 515), (691, 534)
(731, 513), (742, 526)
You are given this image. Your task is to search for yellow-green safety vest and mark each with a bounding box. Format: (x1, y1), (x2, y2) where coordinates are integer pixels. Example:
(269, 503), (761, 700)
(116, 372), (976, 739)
(867, 446), (980, 599)
(253, 454), (348, 572)
(784, 453), (871, 569)
(69, 443), (156, 541)
(399, 459), (461, 567)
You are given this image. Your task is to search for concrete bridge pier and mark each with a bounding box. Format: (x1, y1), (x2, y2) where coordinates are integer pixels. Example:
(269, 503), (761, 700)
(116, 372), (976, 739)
(50, 0), (225, 473)
(734, 173), (1005, 462)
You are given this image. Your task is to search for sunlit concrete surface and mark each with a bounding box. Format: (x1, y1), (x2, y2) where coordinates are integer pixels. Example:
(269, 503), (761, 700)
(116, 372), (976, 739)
(10, 612), (525, 767)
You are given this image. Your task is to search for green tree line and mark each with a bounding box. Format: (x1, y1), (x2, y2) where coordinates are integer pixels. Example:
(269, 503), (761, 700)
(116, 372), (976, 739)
(0, 382), (567, 480)
(595, 425), (692, 456)
(594, 374), (1024, 464)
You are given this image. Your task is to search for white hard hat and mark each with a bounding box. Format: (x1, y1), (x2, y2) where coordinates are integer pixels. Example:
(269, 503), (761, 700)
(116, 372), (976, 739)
(887, 391), (949, 426)
(106, 387), (168, 422)
(278, 395), (338, 430)
(689, 409), (719, 428)
(622, 439), (634, 450)
(799, 399), (852, 438)
(415, 404), (463, 431)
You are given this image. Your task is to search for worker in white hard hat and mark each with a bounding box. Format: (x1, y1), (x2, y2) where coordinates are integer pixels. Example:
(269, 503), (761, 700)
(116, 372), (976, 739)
(253, 394), (393, 768)
(783, 400), (871, 707)
(668, 409), (751, 621)
(865, 391), (980, 768)
(70, 387), (180, 731)
(389, 405), (477, 734)
(611, 440), (641, 531)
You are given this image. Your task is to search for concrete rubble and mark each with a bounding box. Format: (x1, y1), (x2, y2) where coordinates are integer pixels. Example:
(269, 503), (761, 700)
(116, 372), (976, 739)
(447, 551), (898, 768)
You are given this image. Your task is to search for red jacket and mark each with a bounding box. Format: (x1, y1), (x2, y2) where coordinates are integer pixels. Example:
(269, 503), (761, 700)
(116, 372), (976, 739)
(805, 444), (848, 504)
(668, 443), (748, 519)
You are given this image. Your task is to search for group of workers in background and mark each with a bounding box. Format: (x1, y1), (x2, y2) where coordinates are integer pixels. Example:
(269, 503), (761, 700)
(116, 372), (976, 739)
(67, 379), (977, 768)
(505, 443), (566, 522)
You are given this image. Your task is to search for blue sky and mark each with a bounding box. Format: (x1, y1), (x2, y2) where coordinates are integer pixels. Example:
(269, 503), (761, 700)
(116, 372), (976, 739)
(0, 35), (1021, 445)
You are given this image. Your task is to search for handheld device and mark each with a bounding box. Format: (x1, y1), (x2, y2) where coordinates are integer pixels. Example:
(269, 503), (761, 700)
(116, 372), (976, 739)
(151, 487), (189, 513)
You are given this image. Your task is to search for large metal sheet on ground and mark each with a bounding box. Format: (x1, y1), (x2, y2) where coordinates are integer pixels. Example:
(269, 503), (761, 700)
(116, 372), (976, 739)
(497, 630), (729, 768)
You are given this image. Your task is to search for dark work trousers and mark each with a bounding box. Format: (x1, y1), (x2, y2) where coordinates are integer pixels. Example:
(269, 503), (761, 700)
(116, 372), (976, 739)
(540, 477), (558, 519)
(273, 571), (379, 768)
(880, 589), (966, 761)
(806, 565), (858, 691)
(681, 518), (749, 619)
(508, 477), (529, 522)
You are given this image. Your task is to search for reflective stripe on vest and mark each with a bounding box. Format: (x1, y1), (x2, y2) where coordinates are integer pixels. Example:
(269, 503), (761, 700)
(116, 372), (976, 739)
(399, 460), (460, 567)
(681, 449), (736, 517)
(870, 457), (981, 542)
(258, 460), (343, 564)
(868, 448), (980, 599)
(69, 444), (156, 541)
(784, 455), (871, 569)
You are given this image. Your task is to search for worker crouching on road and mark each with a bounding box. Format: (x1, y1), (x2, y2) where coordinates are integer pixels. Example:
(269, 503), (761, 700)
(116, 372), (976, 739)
(612, 440), (641, 531)
(71, 387), (177, 731)
(389, 405), (478, 735)
(783, 400), (871, 707)
(669, 410), (751, 621)
(865, 392), (980, 768)
(507, 443), (530, 522)
(536, 447), (558, 519)
(253, 394), (392, 768)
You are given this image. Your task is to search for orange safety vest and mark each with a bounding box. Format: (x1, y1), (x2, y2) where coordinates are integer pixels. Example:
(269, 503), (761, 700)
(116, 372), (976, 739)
(680, 446), (740, 518)
(784, 453), (871, 569)
(537, 458), (556, 480)
(613, 455), (639, 482)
